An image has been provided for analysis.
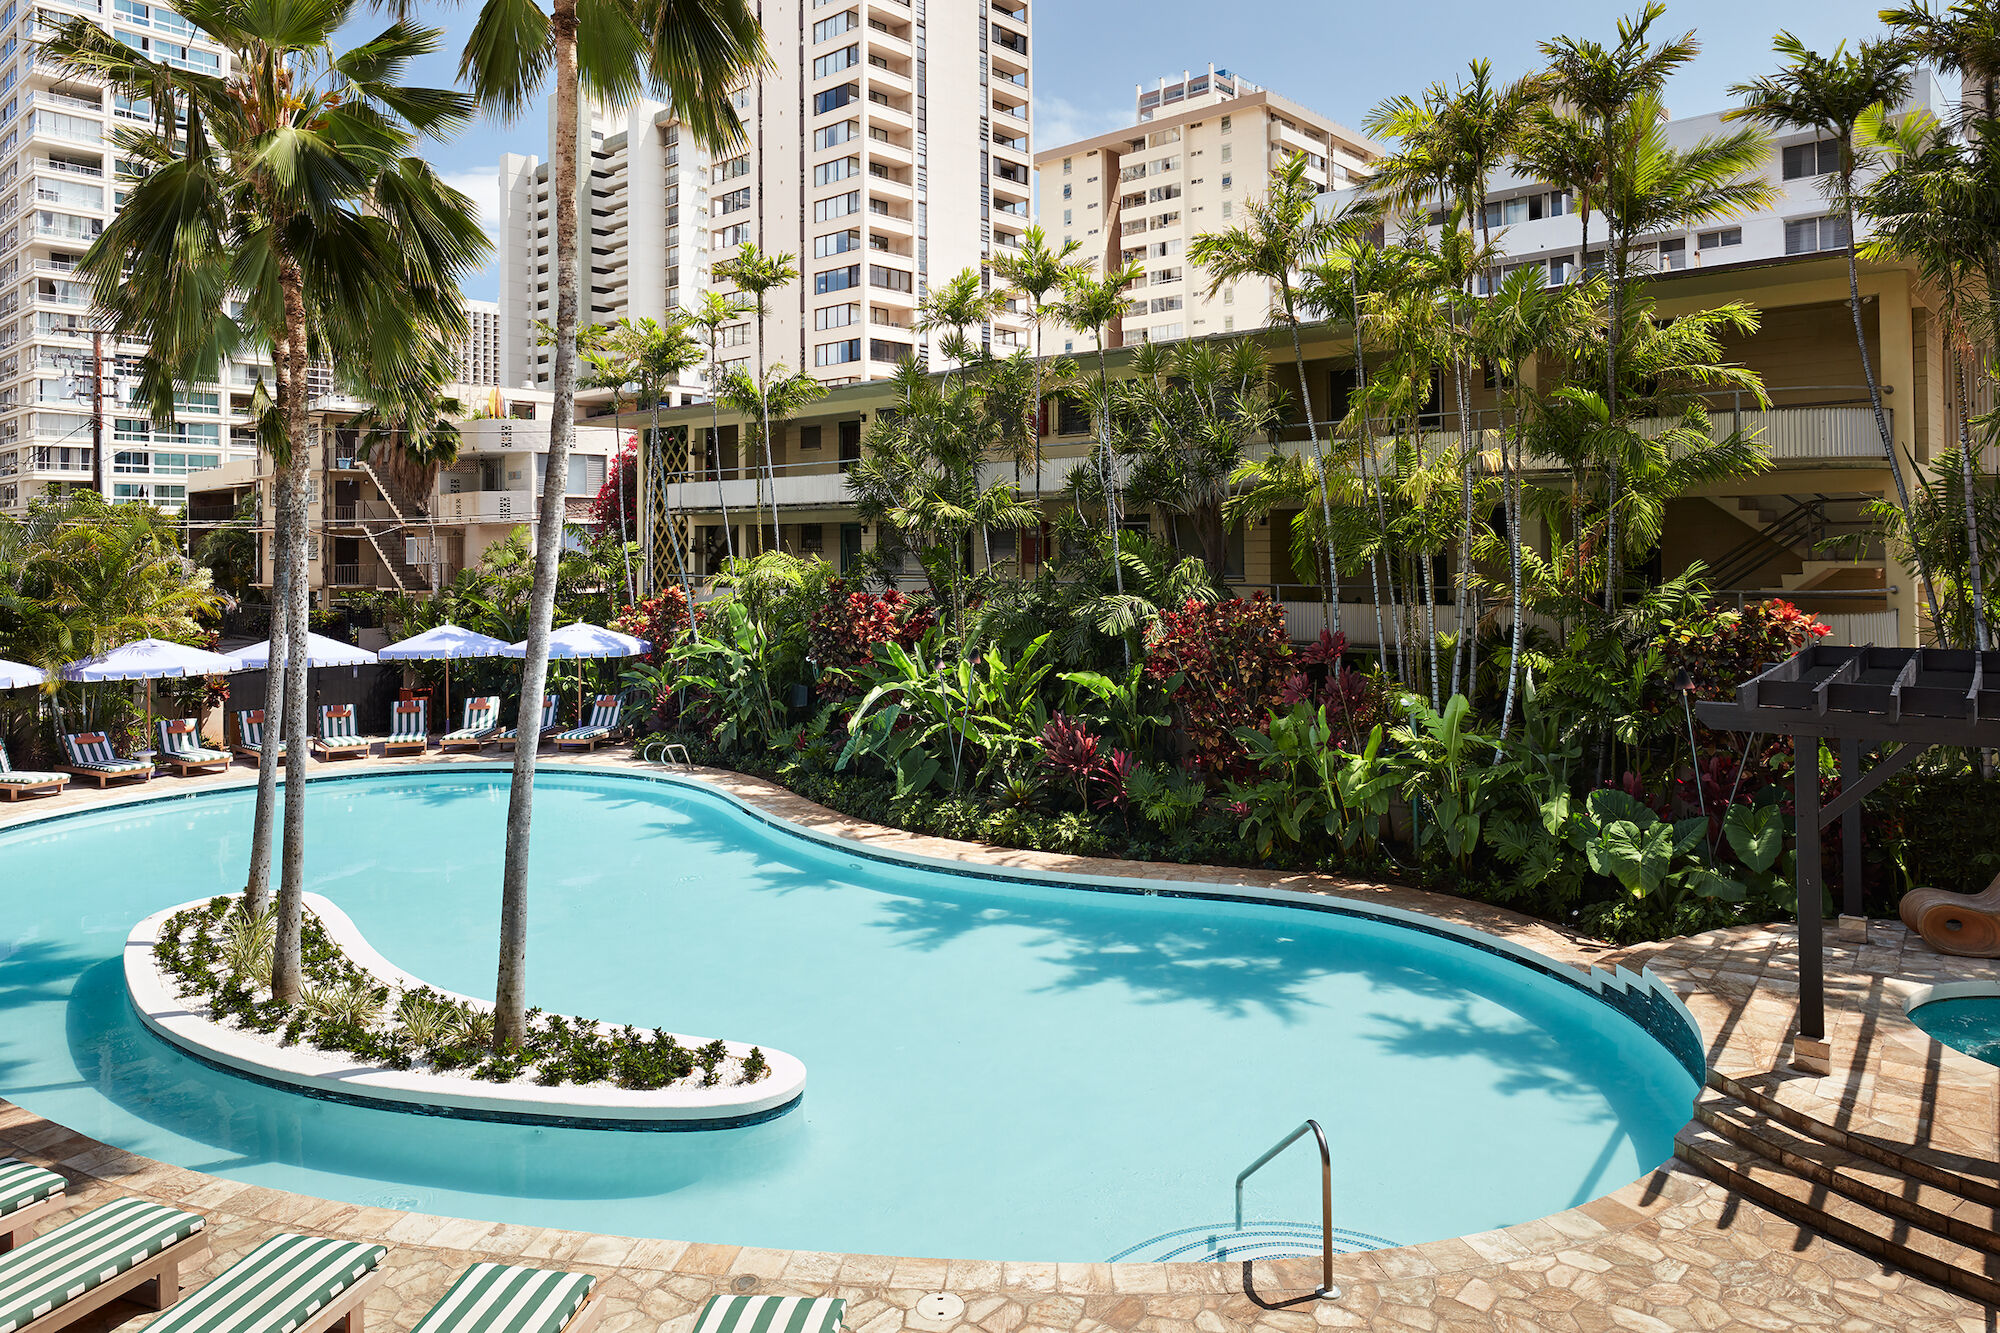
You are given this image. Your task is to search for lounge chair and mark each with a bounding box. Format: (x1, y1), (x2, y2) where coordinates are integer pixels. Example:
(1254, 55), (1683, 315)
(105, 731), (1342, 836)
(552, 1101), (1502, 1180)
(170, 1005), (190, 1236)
(381, 700), (428, 757)
(311, 705), (373, 761)
(440, 697), (501, 753)
(0, 1160), (65, 1253)
(0, 746), (65, 803)
(408, 1264), (600, 1333)
(140, 1232), (383, 1333)
(496, 697), (559, 751)
(691, 1295), (846, 1333)
(552, 695), (626, 752)
(232, 710), (285, 762)
(56, 732), (154, 788)
(1901, 871), (2000, 958)
(155, 720), (230, 777)
(0, 1195), (208, 1333)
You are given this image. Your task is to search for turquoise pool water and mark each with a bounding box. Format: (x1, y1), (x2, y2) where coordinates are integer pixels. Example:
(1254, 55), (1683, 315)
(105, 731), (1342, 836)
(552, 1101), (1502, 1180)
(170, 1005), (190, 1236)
(1910, 995), (2000, 1067)
(0, 770), (1698, 1261)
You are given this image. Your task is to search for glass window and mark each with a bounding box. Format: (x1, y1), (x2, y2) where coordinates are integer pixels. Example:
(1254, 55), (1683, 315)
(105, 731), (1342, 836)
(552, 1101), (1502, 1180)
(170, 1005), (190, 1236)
(1781, 138), (1842, 181)
(1696, 227), (1741, 250)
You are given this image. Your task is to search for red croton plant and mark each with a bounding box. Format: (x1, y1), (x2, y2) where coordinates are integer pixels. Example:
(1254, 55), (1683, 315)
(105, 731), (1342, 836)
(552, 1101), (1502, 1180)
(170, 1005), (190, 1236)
(805, 579), (937, 698)
(1142, 593), (1295, 778)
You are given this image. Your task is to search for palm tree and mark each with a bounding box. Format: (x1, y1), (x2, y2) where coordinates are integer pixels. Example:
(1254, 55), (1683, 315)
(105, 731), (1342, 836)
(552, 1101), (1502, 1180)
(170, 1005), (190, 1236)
(1052, 261), (1143, 661)
(1728, 34), (1944, 636)
(1189, 153), (1343, 633)
(1882, 2), (2000, 126)
(688, 290), (751, 564)
(1517, 104), (1606, 287)
(915, 266), (1006, 378)
(712, 244), (799, 555)
(715, 363), (828, 559)
(590, 315), (704, 606)
(47, 0), (487, 993)
(991, 226), (1085, 504)
(461, 0), (764, 1049)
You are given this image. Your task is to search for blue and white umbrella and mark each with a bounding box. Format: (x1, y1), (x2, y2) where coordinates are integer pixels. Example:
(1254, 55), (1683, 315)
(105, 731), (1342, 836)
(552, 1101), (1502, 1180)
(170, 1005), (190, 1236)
(0, 658), (46, 691)
(504, 623), (650, 718)
(378, 623), (514, 729)
(228, 631), (378, 671)
(61, 638), (239, 740)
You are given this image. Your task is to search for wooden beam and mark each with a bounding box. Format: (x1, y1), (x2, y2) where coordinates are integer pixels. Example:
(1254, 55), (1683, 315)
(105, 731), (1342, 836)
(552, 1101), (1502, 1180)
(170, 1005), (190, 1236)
(1817, 741), (1928, 827)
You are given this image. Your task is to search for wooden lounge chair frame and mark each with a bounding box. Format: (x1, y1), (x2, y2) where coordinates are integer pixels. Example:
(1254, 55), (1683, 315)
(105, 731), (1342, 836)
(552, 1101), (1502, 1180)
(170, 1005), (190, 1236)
(12, 1231), (211, 1333)
(0, 774), (65, 802)
(552, 697), (627, 753)
(440, 698), (501, 754)
(311, 707), (373, 762)
(156, 722), (231, 777)
(57, 733), (154, 789)
(0, 1189), (64, 1252)
(379, 701), (429, 758)
(497, 699), (560, 751)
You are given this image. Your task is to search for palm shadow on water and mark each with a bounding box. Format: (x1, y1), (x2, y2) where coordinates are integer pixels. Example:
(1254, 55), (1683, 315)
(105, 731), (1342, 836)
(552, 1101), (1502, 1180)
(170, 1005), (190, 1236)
(58, 958), (809, 1204)
(0, 937), (96, 1088)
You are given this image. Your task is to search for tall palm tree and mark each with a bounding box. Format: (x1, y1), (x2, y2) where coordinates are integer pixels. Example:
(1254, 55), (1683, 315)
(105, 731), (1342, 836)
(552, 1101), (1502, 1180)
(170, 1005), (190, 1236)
(1053, 261), (1143, 661)
(1882, 1), (2000, 126)
(991, 226), (1085, 505)
(1728, 34), (1944, 636)
(48, 0), (487, 995)
(591, 315), (704, 605)
(1189, 153), (1343, 634)
(914, 266), (1005, 379)
(688, 289), (750, 564)
(461, 0), (764, 1049)
(712, 244), (799, 555)
(715, 362), (828, 559)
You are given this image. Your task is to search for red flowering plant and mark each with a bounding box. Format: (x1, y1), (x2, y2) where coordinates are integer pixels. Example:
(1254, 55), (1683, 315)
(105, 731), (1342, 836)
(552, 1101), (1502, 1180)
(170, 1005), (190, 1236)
(1276, 630), (1394, 752)
(804, 579), (937, 700)
(1142, 593), (1294, 779)
(589, 443), (639, 531)
(610, 585), (699, 664)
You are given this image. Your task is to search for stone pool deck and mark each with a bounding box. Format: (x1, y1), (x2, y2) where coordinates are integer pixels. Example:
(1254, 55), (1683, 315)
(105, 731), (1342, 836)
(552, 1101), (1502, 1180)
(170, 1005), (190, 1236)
(1, 750), (1996, 1332)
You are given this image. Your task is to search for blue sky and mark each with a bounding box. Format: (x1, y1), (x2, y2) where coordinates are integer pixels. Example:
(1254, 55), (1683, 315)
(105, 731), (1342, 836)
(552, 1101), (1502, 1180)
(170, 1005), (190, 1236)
(396, 0), (1908, 301)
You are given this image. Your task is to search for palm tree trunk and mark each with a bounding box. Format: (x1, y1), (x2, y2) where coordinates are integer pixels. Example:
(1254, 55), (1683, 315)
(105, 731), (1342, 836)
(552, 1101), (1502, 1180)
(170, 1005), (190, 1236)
(1422, 540), (1440, 711)
(1501, 417), (1526, 740)
(1841, 192), (1944, 637)
(1094, 340), (1129, 667)
(268, 253), (314, 1006)
(1956, 350), (1988, 650)
(1284, 304), (1340, 637)
(615, 433), (634, 606)
(1451, 352), (1475, 696)
(243, 463), (291, 916)
(1348, 275), (1392, 670)
(708, 345), (734, 565)
(757, 318), (781, 556)
(496, 14), (580, 1051)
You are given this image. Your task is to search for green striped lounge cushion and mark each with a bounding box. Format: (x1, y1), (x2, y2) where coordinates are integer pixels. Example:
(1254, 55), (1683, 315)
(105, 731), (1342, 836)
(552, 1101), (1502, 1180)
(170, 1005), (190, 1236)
(159, 721), (225, 760)
(0, 1161), (63, 1217)
(61, 734), (147, 772)
(692, 1296), (845, 1333)
(0, 746), (62, 786)
(389, 701), (426, 739)
(144, 1233), (384, 1333)
(449, 699), (500, 739)
(408, 1264), (595, 1333)
(557, 698), (619, 741)
(0, 1196), (205, 1333)
(318, 707), (366, 746)
(502, 699), (558, 739)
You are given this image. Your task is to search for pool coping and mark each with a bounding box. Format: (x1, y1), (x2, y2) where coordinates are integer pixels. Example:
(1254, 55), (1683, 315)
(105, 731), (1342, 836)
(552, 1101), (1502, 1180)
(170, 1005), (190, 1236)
(125, 893), (808, 1128)
(0, 749), (1993, 1324)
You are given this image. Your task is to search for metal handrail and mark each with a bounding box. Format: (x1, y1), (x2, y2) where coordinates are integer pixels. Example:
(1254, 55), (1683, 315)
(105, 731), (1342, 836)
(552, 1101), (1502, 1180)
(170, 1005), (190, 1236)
(1234, 1118), (1339, 1300)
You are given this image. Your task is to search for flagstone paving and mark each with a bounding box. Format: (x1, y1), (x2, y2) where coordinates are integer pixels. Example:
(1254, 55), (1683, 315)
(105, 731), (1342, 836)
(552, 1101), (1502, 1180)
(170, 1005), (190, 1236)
(3, 749), (1996, 1330)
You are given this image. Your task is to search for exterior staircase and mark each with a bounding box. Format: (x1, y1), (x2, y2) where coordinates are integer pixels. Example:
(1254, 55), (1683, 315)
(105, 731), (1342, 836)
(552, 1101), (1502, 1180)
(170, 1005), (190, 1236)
(351, 459), (435, 593)
(1676, 1076), (2000, 1304)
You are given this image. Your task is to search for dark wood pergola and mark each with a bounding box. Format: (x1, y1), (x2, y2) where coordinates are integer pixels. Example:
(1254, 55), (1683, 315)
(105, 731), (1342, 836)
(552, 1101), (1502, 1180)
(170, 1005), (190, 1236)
(1695, 644), (2000, 1072)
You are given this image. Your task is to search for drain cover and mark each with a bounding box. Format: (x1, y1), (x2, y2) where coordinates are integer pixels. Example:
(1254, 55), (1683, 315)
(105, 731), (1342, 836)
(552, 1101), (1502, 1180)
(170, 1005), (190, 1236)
(729, 1276), (759, 1294)
(915, 1294), (964, 1322)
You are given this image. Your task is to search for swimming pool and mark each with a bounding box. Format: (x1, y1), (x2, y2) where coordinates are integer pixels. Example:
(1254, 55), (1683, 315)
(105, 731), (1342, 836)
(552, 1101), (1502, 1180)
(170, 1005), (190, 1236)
(0, 768), (1701, 1261)
(1910, 991), (2000, 1067)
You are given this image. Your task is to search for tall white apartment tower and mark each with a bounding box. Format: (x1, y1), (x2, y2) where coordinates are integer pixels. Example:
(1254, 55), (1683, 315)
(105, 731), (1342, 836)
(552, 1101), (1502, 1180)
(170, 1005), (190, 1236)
(499, 0), (1033, 391)
(1034, 66), (1376, 347)
(0, 0), (259, 516)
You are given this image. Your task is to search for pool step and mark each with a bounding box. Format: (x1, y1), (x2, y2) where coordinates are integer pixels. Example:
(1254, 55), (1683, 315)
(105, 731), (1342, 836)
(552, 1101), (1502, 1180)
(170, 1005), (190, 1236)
(1676, 1113), (2000, 1305)
(1106, 1220), (1397, 1265)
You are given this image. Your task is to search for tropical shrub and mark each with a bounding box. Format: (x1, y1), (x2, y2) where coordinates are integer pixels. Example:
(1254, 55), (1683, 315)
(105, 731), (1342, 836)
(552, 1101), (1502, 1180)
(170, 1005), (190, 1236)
(805, 579), (936, 698)
(1143, 593), (1294, 777)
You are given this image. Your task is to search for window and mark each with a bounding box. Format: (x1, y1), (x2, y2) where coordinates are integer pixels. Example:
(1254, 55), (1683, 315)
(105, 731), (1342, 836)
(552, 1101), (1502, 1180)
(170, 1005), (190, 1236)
(814, 190), (859, 220)
(815, 338), (861, 366)
(813, 83), (858, 115)
(716, 222), (750, 247)
(1782, 138), (1842, 180)
(717, 186), (751, 214)
(1656, 237), (1686, 270)
(1220, 143), (1233, 164)
(813, 46), (858, 79)
(717, 324), (750, 348)
(1062, 209), (1072, 225)
(812, 10), (855, 41)
(714, 154), (748, 181)
(1147, 128), (1180, 147)
(1221, 201), (1233, 220)
(1221, 174), (1232, 191)
(814, 120), (858, 150)
(1220, 114), (1232, 133)
(1696, 227), (1741, 251)
(800, 425), (823, 451)
(814, 156), (859, 186)
(870, 339), (911, 363)
(1061, 183), (1071, 199)
(814, 228), (860, 257)
(869, 265), (913, 292)
(1150, 155), (1179, 174)
(1150, 296), (1182, 313)
(1147, 183), (1181, 203)
(1785, 214), (1852, 254)
(816, 303), (858, 329)
(1062, 157), (1072, 175)
(815, 264), (860, 293)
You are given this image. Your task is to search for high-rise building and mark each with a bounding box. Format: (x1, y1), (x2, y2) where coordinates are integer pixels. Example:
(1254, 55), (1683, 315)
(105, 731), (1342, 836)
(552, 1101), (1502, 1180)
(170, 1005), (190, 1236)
(498, 0), (1034, 392)
(1034, 66), (1375, 347)
(456, 298), (503, 390)
(0, 1), (265, 517)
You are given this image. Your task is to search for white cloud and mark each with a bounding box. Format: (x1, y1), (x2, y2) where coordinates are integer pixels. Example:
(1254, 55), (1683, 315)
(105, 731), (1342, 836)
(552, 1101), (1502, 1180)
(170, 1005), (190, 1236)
(439, 166), (503, 303)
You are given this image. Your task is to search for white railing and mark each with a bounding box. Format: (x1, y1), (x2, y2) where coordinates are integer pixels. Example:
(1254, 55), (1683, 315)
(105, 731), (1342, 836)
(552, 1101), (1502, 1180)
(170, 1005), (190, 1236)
(1816, 610), (1900, 646)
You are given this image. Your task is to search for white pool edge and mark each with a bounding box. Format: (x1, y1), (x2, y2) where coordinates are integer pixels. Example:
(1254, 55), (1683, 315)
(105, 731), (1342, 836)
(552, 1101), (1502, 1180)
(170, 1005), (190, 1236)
(125, 891), (808, 1125)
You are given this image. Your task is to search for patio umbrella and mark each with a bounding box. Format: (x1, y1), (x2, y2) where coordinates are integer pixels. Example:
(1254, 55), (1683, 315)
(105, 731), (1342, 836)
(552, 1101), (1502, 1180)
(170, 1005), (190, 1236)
(0, 658), (46, 691)
(228, 632), (379, 744)
(61, 638), (240, 742)
(503, 623), (651, 719)
(377, 623), (514, 732)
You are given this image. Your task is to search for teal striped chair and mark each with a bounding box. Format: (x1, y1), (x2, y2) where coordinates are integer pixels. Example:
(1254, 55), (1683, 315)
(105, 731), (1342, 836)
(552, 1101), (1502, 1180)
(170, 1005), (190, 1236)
(441, 697), (502, 753)
(140, 1232), (382, 1333)
(56, 732), (153, 789)
(0, 1160), (64, 1252)
(156, 720), (230, 777)
(552, 695), (625, 752)
(497, 697), (559, 751)
(381, 700), (428, 757)
(408, 1264), (600, 1333)
(691, 1295), (846, 1333)
(232, 710), (285, 761)
(0, 746), (65, 803)
(311, 705), (372, 761)
(0, 1195), (207, 1333)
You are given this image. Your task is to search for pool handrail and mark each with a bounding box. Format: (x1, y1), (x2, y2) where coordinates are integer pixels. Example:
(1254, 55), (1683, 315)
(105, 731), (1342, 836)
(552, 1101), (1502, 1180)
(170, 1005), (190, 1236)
(1235, 1118), (1338, 1300)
